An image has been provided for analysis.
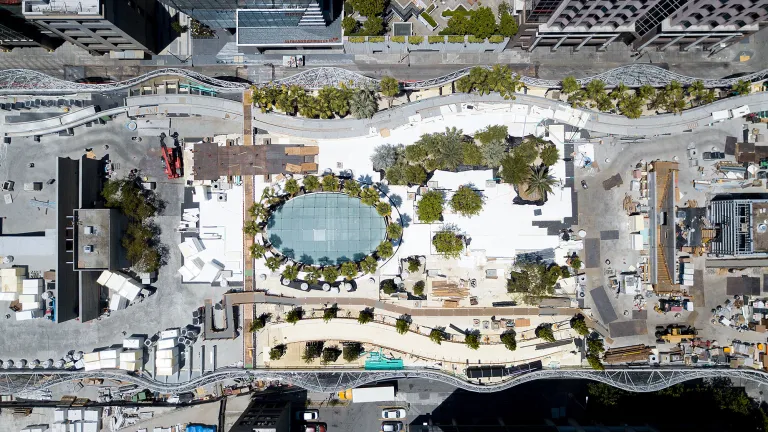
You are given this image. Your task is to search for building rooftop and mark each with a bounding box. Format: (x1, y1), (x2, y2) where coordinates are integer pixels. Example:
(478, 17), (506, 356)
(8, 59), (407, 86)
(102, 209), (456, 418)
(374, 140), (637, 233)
(192, 142), (313, 180)
(74, 209), (113, 270)
(237, 13), (341, 46)
(22, 0), (100, 15)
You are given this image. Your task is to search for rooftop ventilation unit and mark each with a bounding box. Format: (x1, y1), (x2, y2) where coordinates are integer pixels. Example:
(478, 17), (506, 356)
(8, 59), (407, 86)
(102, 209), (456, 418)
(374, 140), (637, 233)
(83, 245), (93, 253)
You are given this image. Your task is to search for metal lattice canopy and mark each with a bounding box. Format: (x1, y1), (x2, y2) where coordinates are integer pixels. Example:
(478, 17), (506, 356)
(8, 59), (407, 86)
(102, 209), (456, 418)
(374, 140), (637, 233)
(2, 65), (768, 95)
(3, 367), (768, 399)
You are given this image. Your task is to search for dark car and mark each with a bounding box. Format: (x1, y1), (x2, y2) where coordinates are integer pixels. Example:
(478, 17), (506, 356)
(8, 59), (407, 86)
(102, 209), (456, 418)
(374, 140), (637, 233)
(581, 180), (588, 189)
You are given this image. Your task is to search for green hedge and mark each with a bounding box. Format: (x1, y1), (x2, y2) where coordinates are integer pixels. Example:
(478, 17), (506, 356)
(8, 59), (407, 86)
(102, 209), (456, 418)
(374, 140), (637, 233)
(441, 5), (468, 17)
(468, 36), (485, 43)
(409, 36), (424, 44)
(421, 12), (437, 28)
(348, 36), (366, 43)
(368, 36), (384, 42)
(447, 35), (465, 43)
(428, 35), (445, 44)
(425, 3), (436, 13)
(489, 35), (505, 43)
(391, 36), (406, 43)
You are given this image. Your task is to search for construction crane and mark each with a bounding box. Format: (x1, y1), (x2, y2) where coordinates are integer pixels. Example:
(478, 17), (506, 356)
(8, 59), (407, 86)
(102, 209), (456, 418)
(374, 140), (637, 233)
(159, 133), (180, 179)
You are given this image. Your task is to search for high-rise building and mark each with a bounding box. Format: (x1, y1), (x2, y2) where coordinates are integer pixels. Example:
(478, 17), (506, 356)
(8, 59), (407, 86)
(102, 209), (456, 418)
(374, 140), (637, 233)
(0, 0), (60, 49)
(22, 0), (160, 56)
(512, 0), (768, 52)
(157, 0), (342, 49)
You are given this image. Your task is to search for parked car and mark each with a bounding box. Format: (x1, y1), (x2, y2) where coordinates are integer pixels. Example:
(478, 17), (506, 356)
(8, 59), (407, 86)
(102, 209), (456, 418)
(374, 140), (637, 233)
(382, 421), (404, 432)
(581, 180), (588, 189)
(297, 410), (319, 421)
(382, 408), (406, 419)
(703, 151), (726, 160)
(305, 423), (327, 432)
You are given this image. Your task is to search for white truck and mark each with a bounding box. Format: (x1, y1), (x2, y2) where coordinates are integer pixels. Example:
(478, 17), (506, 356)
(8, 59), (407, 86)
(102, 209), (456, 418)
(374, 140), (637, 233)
(337, 386), (395, 403)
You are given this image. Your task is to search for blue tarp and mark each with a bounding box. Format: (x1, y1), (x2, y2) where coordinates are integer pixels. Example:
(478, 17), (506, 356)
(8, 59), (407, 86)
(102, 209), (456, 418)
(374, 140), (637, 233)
(187, 425), (216, 432)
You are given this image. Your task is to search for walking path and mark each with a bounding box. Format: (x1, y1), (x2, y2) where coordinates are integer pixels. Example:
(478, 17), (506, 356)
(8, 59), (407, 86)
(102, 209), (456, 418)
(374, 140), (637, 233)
(253, 92), (767, 139)
(261, 320), (580, 365)
(225, 291), (581, 317)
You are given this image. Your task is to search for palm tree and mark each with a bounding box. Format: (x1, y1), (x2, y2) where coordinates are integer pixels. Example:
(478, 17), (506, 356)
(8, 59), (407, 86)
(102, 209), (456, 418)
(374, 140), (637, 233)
(250, 243), (266, 259)
(281, 264), (299, 282)
(525, 165), (557, 201)
(732, 79), (751, 96)
(285, 178), (300, 196)
(305, 267), (321, 285)
(350, 85), (379, 119)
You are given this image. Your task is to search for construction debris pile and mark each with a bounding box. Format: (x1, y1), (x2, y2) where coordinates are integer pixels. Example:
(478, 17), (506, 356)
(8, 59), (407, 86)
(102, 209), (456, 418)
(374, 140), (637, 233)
(711, 295), (768, 333)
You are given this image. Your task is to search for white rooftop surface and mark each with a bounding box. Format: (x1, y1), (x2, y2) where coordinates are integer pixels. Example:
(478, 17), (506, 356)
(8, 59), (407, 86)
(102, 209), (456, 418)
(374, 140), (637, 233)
(184, 186), (244, 283)
(23, 0), (100, 15)
(316, 104), (551, 182)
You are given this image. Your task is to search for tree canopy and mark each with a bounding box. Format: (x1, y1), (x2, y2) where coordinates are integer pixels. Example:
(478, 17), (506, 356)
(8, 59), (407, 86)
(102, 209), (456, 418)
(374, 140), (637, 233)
(371, 144), (403, 171)
(455, 65), (520, 100)
(432, 230), (464, 258)
(416, 190), (444, 223)
(560, 76), (580, 95)
(506, 262), (561, 302)
(449, 186), (484, 217)
(349, 0), (384, 17)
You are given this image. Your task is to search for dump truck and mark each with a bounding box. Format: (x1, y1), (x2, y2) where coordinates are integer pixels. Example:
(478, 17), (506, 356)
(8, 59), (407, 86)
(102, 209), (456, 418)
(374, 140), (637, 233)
(337, 386), (395, 403)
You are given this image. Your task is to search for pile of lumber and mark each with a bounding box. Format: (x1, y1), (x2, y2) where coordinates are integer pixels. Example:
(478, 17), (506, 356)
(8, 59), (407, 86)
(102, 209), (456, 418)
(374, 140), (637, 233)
(603, 344), (652, 364)
(431, 280), (469, 299)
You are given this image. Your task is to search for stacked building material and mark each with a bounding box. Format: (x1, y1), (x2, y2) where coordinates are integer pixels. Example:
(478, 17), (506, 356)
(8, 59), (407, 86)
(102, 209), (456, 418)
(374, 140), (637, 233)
(156, 330), (180, 376)
(603, 345), (653, 364)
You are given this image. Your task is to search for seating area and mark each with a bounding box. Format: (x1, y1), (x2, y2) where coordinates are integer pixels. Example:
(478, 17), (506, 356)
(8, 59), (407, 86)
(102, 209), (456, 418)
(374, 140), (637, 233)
(0, 98), (92, 111)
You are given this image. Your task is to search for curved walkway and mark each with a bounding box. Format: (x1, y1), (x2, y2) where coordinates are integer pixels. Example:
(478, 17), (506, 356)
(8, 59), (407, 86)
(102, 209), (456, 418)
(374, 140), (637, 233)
(3, 64), (768, 94)
(2, 94), (243, 137)
(253, 92), (766, 139)
(261, 320), (569, 365)
(225, 291), (580, 317)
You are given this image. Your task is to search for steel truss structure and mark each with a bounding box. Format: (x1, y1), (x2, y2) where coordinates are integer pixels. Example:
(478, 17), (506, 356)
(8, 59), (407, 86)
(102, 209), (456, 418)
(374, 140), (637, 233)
(3, 64), (768, 95)
(3, 367), (768, 399)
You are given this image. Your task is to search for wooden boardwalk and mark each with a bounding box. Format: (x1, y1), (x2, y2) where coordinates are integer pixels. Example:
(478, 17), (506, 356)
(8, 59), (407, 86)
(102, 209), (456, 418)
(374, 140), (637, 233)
(241, 90), (256, 368)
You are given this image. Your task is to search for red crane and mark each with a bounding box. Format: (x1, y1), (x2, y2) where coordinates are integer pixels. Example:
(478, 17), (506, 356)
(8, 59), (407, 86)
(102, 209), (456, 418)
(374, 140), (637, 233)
(160, 133), (180, 179)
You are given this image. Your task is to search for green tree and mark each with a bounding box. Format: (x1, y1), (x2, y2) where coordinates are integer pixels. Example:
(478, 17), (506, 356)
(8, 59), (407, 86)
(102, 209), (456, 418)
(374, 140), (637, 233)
(500, 153), (529, 186)
(371, 144), (403, 171)
(281, 264), (299, 282)
(350, 0), (384, 17)
(507, 262), (558, 302)
(343, 179), (361, 197)
(360, 255), (378, 274)
(587, 337), (605, 354)
(305, 267), (321, 285)
(571, 255), (582, 270)
(416, 190), (444, 223)
(405, 165), (427, 185)
(429, 329), (445, 344)
(385, 163), (407, 185)
(405, 143), (428, 163)
(449, 186), (484, 217)
(526, 165), (557, 201)
(248, 203), (266, 220)
(249, 243), (266, 259)
(379, 76), (400, 107)
(560, 76), (580, 95)
(377, 240), (394, 259)
(688, 80), (705, 99)
(413, 280), (425, 296)
(342, 343), (364, 362)
(358, 309), (374, 324)
(617, 94), (645, 119)
(585, 79), (606, 103)
(637, 84), (656, 100)
(171, 21), (188, 33)
(465, 332), (481, 350)
(243, 220), (260, 237)
(432, 230), (464, 258)
(323, 305), (338, 322)
(387, 223), (403, 240)
(498, 11), (517, 37)
(609, 82), (629, 101)
(302, 342), (322, 363)
(587, 354), (605, 370)
(500, 331), (516, 351)
(480, 139), (506, 167)
(321, 346), (342, 363)
(285, 308), (303, 324)
(322, 175), (339, 191)
(732, 79), (751, 95)
(303, 175), (320, 192)
(265, 256), (282, 272)
(468, 7), (496, 39)
(340, 261), (358, 280)
(342, 16), (358, 35)
(462, 142), (484, 166)
(376, 201), (392, 217)
(571, 315), (589, 336)
(587, 383), (623, 406)
(350, 85), (379, 119)
(361, 16), (384, 36)
(475, 124), (508, 144)
(322, 266), (339, 282)
(407, 257), (421, 273)
(381, 279), (398, 294)
(361, 187), (381, 206)
(249, 313), (271, 332)
(535, 324), (555, 342)
(700, 89), (717, 105)
(395, 318), (410, 334)
(539, 145), (559, 166)
(595, 93), (614, 112)
(284, 178), (300, 196)
(269, 344), (286, 360)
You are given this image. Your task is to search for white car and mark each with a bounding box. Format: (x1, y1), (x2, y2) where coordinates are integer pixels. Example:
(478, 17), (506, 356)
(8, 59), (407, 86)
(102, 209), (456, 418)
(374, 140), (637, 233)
(297, 410), (319, 421)
(382, 409), (406, 419)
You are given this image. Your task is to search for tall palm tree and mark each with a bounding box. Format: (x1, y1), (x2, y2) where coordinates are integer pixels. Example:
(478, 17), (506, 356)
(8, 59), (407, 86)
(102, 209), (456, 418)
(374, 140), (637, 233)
(526, 165), (557, 201)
